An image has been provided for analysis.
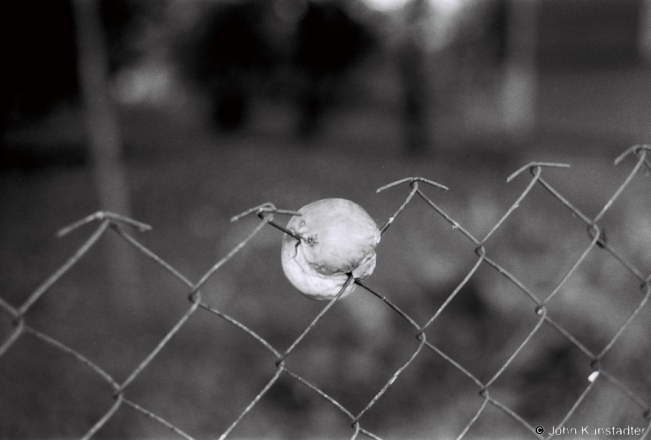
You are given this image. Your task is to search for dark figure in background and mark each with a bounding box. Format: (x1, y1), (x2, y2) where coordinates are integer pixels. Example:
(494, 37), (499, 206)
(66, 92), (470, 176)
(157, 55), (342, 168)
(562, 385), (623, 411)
(396, 0), (430, 156)
(475, 0), (509, 94)
(180, 2), (275, 131)
(482, 0), (509, 69)
(178, 0), (374, 136)
(452, 0), (509, 107)
(293, 1), (375, 138)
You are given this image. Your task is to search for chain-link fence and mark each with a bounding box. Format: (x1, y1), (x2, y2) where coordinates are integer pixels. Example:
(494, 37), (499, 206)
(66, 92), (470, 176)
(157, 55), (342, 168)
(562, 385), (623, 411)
(1, 145), (650, 439)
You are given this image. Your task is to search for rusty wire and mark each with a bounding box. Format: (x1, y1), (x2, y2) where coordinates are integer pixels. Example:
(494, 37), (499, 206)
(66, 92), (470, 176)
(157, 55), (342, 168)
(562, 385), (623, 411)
(1, 145), (650, 439)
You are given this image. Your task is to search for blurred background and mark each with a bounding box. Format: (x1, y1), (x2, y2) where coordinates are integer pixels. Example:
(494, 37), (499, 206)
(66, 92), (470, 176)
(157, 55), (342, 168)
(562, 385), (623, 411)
(1, 0), (651, 438)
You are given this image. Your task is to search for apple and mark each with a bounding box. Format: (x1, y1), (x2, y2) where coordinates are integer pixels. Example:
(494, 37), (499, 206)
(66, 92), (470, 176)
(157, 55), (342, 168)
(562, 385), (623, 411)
(281, 198), (381, 300)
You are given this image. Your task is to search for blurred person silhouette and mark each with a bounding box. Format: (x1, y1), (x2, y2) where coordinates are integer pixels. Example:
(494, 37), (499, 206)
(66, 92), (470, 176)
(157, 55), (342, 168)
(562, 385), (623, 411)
(178, 1), (276, 131)
(396, 0), (430, 156)
(177, 0), (375, 137)
(292, 0), (375, 138)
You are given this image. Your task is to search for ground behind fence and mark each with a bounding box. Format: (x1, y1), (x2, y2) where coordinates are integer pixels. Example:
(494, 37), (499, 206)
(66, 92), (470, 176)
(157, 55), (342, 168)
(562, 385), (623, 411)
(1, 145), (650, 439)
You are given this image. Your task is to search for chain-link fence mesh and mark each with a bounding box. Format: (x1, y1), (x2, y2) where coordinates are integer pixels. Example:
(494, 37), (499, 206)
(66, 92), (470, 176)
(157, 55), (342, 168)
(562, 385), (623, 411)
(1, 145), (650, 439)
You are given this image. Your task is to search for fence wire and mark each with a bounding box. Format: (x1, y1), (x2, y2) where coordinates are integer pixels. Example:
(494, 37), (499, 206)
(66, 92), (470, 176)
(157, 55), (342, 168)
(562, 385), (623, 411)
(1, 145), (651, 439)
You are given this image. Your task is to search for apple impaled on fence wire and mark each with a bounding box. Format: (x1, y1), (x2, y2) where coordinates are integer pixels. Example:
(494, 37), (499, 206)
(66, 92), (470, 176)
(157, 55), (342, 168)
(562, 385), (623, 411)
(281, 198), (381, 300)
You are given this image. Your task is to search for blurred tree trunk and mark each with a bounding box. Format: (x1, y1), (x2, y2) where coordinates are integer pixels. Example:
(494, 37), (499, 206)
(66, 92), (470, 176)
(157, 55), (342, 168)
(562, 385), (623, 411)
(502, 0), (538, 137)
(72, 0), (141, 306)
(398, 0), (430, 156)
(641, 0), (651, 62)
